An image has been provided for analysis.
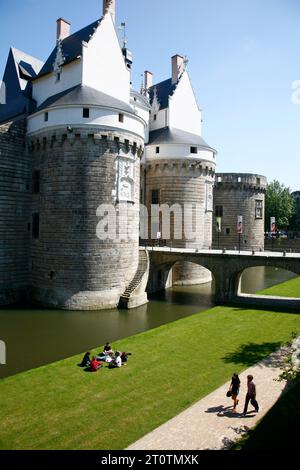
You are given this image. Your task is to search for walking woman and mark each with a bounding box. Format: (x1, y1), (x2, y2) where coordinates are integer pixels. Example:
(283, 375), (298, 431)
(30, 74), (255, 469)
(230, 373), (241, 411)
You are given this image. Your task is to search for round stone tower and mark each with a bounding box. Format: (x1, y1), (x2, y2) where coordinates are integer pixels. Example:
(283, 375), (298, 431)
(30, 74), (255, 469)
(212, 173), (267, 251)
(27, 90), (146, 309)
(24, 4), (150, 310)
(144, 128), (216, 285)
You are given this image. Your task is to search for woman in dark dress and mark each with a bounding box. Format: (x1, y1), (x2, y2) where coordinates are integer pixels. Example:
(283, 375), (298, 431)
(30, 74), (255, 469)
(230, 373), (241, 411)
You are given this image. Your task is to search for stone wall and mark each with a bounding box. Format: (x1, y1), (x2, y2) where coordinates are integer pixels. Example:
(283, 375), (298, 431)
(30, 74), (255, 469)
(0, 117), (31, 305)
(212, 173), (267, 251)
(29, 127), (143, 310)
(264, 238), (300, 253)
(145, 159), (215, 285)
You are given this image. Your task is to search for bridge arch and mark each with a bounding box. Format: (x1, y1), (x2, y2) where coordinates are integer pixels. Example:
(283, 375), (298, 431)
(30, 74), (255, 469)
(146, 256), (215, 294)
(147, 248), (300, 309)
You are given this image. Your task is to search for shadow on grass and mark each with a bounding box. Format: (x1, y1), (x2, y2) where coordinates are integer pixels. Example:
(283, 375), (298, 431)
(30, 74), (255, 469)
(227, 302), (300, 315)
(222, 342), (282, 367)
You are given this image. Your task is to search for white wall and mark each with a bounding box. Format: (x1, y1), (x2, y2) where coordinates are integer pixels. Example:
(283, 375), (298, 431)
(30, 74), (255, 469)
(169, 71), (202, 136)
(27, 105), (146, 139)
(130, 91), (150, 143)
(32, 60), (82, 107)
(82, 14), (130, 104)
(149, 108), (168, 132)
(32, 14), (130, 108)
(145, 143), (216, 165)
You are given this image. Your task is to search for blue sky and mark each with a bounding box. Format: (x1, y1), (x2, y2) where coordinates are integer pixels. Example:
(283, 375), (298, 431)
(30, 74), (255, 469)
(1, 0), (299, 190)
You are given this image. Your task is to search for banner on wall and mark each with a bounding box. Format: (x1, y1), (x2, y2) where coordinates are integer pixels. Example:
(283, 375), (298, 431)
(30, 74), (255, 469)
(270, 217), (276, 234)
(237, 216), (243, 234)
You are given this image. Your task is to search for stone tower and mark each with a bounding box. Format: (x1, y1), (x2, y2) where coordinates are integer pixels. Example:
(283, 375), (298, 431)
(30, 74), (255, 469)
(212, 173), (267, 251)
(27, 8), (149, 310)
(143, 56), (217, 285)
(0, 48), (43, 306)
(0, 2), (149, 310)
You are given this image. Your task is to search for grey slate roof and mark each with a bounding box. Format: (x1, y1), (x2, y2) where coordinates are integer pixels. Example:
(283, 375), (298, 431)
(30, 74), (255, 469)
(33, 84), (133, 114)
(0, 48), (43, 123)
(148, 127), (215, 151)
(148, 78), (177, 110)
(0, 96), (28, 124)
(36, 19), (101, 79)
(1, 48), (43, 103)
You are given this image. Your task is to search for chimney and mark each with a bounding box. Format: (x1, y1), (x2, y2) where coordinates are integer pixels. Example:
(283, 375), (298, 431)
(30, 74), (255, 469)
(56, 18), (71, 42)
(103, 0), (116, 24)
(172, 54), (184, 85)
(144, 71), (153, 90)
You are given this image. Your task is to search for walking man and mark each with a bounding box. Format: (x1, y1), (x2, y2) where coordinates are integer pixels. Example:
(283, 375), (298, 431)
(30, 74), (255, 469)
(243, 374), (259, 415)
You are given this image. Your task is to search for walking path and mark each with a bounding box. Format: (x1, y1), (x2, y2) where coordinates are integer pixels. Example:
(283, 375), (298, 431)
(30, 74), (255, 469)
(127, 348), (288, 450)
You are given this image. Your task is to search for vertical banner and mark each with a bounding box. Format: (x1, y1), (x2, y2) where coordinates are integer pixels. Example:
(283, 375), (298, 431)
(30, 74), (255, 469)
(216, 217), (222, 233)
(270, 217), (276, 234)
(237, 215), (243, 234)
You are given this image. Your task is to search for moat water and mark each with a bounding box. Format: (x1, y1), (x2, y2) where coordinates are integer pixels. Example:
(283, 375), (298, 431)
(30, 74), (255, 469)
(0, 266), (296, 379)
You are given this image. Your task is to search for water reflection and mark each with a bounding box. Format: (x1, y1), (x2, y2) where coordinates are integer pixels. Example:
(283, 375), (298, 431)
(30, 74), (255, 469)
(0, 283), (213, 379)
(240, 266), (296, 294)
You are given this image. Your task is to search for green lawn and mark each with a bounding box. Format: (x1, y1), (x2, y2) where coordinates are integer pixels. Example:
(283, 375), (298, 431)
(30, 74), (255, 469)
(0, 306), (300, 450)
(258, 276), (300, 298)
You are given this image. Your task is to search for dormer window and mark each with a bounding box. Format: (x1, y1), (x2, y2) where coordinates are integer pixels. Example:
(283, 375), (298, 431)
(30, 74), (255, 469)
(56, 72), (61, 82)
(156, 147), (160, 154)
(190, 146), (198, 154)
(154, 114), (157, 121)
(83, 108), (90, 118)
(44, 112), (48, 122)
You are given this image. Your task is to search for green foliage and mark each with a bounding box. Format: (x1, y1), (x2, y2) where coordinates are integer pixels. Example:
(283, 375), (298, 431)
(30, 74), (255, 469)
(265, 180), (295, 230)
(290, 196), (300, 231)
(276, 332), (300, 384)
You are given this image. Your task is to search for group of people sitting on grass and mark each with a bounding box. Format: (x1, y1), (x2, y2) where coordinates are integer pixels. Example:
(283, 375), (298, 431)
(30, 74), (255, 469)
(80, 342), (132, 372)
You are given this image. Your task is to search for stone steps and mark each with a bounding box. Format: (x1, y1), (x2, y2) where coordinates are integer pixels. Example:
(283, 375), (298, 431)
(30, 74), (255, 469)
(119, 251), (148, 304)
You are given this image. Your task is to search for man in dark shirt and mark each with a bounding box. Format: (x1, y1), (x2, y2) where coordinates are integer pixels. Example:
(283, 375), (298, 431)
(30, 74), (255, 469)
(243, 374), (259, 415)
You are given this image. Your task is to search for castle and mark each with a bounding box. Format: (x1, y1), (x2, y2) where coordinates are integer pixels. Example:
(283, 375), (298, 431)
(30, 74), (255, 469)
(0, 0), (266, 310)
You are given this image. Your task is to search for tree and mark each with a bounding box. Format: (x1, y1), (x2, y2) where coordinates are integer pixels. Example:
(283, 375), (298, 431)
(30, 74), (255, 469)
(265, 180), (295, 231)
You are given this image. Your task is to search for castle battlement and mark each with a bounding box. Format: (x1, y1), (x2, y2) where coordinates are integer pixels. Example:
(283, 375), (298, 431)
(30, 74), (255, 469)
(215, 173), (267, 191)
(145, 159), (215, 177)
(28, 128), (144, 156)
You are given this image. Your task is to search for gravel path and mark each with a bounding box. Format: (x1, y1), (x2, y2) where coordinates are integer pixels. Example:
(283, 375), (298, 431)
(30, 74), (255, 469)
(127, 348), (288, 450)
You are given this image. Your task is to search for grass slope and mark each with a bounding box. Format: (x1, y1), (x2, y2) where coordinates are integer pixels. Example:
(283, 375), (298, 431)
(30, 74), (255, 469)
(258, 276), (300, 298)
(0, 306), (300, 450)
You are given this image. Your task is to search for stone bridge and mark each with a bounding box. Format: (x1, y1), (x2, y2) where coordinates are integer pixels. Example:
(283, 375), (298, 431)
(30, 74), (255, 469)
(146, 247), (300, 310)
